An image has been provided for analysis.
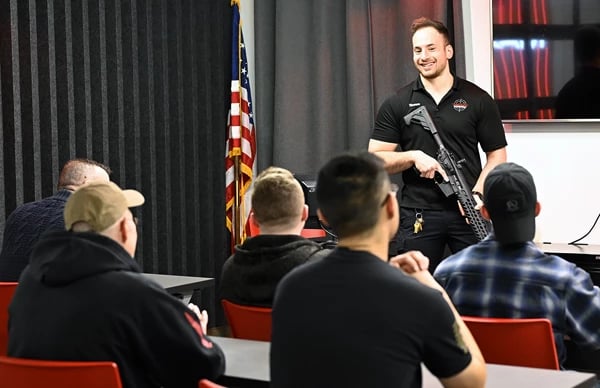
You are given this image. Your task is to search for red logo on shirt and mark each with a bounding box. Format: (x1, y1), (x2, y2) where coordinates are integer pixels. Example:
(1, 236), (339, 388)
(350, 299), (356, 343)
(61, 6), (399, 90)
(185, 311), (213, 348)
(453, 99), (468, 112)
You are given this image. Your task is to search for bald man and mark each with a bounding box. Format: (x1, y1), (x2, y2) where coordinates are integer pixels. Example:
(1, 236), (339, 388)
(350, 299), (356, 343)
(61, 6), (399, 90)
(0, 158), (111, 281)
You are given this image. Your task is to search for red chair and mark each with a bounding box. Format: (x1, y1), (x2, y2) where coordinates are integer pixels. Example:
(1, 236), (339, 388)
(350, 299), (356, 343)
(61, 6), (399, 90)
(0, 282), (18, 355)
(221, 299), (272, 341)
(199, 379), (227, 388)
(248, 221), (326, 239)
(300, 228), (326, 239)
(462, 316), (559, 370)
(0, 356), (123, 388)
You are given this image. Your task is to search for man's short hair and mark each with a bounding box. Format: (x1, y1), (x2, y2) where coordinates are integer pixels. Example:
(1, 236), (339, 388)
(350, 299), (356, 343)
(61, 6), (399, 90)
(251, 167), (305, 229)
(316, 152), (390, 238)
(484, 162), (537, 245)
(410, 16), (451, 45)
(57, 158), (112, 190)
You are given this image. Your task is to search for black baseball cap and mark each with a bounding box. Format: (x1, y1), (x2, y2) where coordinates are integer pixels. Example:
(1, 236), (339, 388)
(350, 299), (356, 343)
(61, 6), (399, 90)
(483, 163), (537, 245)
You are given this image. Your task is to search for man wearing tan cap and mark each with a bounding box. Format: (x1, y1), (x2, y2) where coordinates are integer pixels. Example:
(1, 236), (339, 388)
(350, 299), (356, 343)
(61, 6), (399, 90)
(7, 181), (225, 388)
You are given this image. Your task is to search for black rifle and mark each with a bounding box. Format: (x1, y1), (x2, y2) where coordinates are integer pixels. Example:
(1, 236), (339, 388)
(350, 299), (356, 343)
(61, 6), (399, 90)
(403, 106), (489, 241)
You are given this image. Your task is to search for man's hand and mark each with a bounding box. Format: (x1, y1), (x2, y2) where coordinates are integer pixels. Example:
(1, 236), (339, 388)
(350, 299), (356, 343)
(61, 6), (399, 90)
(389, 250), (430, 273)
(390, 251), (446, 293)
(410, 270), (446, 293)
(412, 150), (448, 180)
(188, 303), (209, 334)
(457, 192), (484, 221)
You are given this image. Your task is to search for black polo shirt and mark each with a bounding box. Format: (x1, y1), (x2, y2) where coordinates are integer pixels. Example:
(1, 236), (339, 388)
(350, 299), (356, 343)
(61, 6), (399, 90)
(371, 76), (507, 210)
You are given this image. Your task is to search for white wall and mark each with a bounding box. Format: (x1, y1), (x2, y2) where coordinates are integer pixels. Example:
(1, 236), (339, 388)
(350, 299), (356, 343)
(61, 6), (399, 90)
(504, 125), (600, 245)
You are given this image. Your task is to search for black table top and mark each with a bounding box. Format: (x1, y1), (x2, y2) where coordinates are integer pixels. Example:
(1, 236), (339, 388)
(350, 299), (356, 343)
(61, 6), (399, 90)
(142, 273), (214, 294)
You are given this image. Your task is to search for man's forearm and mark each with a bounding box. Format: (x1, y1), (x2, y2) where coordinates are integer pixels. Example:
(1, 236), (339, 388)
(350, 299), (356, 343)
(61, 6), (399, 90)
(473, 147), (507, 193)
(369, 150), (415, 174)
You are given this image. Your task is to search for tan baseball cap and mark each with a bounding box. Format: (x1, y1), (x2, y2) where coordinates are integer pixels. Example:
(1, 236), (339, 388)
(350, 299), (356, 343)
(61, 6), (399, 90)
(64, 181), (145, 232)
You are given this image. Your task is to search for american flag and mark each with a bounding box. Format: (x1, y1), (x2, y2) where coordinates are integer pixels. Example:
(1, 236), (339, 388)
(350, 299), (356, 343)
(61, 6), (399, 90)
(225, 0), (256, 246)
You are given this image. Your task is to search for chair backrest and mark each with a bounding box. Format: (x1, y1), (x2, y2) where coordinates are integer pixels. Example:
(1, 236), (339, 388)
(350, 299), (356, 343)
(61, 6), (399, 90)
(0, 356), (123, 388)
(221, 299), (272, 341)
(0, 282), (18, 356)
(248, 223), (326, 239)
(199, 378), (227, 388)
(300, 228), (326, 239)
(462, 316), (559, 370)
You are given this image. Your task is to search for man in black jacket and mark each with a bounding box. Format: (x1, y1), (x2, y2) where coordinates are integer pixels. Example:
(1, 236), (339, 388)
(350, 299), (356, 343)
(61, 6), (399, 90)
(220, 166), (330, 307)
(8, 181), (225, 388)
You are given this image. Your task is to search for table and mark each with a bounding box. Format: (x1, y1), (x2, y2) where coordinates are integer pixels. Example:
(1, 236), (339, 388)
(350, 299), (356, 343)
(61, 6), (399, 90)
(142, 273), (214, 304)
(211, 336), (597, 388)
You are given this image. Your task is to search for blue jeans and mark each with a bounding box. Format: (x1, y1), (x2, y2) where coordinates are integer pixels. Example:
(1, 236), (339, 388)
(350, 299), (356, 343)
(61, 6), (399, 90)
(394, 207), (478, 272)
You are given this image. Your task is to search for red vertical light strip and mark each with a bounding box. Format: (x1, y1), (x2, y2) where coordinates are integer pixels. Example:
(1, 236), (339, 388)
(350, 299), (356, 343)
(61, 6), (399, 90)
(544, 45), (550, 97)
(518, 49), (527, 97)
(510, 49), (521, 97)
(541, 0), (548, 24)
(536, 47), (543, 97)
(542, 0), (550, 98)
(496, 0), (503, 23)
(494, 53), (504, 98)
(501, 51), (514, 98)
(516, 0), (523, 23)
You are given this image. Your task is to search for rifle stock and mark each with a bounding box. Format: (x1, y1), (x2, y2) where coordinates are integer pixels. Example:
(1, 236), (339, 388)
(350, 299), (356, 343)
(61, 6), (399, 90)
(403, 106), (489, 241)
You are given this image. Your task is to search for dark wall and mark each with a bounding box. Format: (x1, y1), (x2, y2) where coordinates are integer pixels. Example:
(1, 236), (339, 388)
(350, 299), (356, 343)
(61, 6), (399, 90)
(0, 0), (231, 315)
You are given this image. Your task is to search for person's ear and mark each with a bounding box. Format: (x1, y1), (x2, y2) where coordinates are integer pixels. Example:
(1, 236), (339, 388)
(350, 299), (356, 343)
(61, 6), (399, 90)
(534, 201), (541, 217)
(118, 217), (130, 244)
(301, 204), (309, 222)
(481, 205), (491, 221)
(384, 193), (395, 217)
(249, 210), (259, 228)
(446, 44), (454, 59)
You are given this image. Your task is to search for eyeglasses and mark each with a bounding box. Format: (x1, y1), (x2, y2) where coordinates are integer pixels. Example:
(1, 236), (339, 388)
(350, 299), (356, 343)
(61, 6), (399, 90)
(380, 183), (399, 207)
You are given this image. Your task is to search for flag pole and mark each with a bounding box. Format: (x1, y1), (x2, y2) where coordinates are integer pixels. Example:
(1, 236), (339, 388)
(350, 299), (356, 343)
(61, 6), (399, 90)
(233, 0), (243, 246)
(233, 155), (242, 246)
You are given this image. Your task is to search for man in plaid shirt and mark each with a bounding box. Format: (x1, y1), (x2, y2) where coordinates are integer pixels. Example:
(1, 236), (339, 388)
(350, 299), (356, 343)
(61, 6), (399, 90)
(434, 162), (600, 367)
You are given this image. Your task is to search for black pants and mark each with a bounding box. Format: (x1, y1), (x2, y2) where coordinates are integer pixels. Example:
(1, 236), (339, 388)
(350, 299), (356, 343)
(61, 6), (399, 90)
(394, 206), (478, 273)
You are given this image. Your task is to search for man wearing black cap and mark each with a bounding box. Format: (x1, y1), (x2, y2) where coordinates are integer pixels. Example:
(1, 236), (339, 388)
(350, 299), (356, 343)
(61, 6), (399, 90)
(434, 162), (600, 367)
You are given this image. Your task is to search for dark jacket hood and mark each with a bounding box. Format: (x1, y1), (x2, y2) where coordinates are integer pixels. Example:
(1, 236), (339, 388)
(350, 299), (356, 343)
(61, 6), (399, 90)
(27, 230), (140, 286)
(234, 234), (323, 263)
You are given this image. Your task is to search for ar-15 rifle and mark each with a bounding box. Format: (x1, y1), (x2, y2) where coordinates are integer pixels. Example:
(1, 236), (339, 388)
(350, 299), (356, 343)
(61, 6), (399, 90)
(403, 106), (489, 241)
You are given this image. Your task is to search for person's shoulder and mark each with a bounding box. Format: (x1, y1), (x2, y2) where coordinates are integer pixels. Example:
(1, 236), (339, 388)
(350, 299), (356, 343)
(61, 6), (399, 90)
(277, 252), (324, 285)
(455, 77), (491, 96)
(435, 245), (477, 273)
(380, 80), (417, 104)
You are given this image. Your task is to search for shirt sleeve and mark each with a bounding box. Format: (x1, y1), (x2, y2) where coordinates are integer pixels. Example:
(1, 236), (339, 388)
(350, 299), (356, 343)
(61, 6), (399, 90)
(371, 96), (405, 144)
(564, 266), (600, 349)
(475, 92), (507, 153)
(133, 283), (226, 388)
(422, 290), (473, 378)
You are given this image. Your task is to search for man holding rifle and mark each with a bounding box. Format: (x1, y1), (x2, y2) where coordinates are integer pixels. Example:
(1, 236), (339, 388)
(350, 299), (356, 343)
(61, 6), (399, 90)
(368, 17), (506, 271)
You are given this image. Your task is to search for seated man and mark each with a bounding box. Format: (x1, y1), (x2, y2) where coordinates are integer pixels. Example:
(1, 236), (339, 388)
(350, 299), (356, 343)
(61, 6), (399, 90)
(434, 162), (600, 367)
(8, 181), (225, 388)
(220, 166), (330, 307)
(270, 152), (485, 388)
(0, 158), (111, 281)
